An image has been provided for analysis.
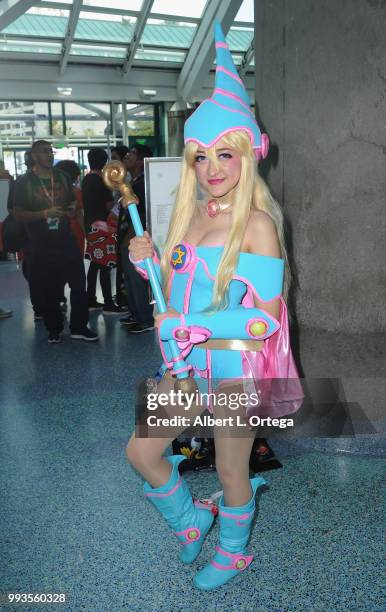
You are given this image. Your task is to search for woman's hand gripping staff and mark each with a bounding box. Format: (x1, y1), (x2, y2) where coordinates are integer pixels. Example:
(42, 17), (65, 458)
(102, 160), (197, 395)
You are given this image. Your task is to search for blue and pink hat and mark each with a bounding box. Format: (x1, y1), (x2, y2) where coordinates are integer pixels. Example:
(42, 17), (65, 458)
(184, 22), (269, 161)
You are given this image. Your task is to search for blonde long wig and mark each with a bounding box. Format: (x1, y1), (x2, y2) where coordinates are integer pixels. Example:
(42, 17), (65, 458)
(160, 130), (290, 307)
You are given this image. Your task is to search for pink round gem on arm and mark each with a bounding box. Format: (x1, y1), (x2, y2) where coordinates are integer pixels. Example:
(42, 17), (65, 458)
(175, 328), (190, 341)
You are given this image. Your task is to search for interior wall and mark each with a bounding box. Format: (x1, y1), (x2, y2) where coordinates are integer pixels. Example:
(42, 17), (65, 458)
(254, 0), (386, 332)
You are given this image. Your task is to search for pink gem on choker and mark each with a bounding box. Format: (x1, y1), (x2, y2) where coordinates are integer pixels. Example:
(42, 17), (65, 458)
(206, 199), (231, 217)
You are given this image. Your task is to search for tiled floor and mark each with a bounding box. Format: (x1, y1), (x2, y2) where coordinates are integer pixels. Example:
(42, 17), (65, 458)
(0, 261), (384, 612)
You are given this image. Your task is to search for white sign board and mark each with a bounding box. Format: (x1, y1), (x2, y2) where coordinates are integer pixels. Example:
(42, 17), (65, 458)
(144, 157), (182, 256)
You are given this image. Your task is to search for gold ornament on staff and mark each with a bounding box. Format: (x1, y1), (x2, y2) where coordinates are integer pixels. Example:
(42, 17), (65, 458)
(102, 160), (138, 208)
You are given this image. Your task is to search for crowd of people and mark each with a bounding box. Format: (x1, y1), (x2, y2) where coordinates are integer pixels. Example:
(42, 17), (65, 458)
(3, 140), (154, 342)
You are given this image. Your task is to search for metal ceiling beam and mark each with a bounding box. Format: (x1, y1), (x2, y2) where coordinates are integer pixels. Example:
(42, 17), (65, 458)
(239, 39), (254, 77)
(2, 33), (187, 52)
(59, 0), (82, 75)
(177, 0), (243, 102)
(0, 0), (35, 31)
(76, 102), (110, 119)
(0, 58), (255, 103)
(121, 0), (153, 76)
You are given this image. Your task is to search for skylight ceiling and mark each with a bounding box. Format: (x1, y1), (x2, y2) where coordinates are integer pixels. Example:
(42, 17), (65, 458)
(0, 0), (255, 101)
(0, 1), (253, 63)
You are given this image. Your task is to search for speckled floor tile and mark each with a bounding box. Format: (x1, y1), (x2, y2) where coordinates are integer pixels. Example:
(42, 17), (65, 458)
(0, 262), (384, 612)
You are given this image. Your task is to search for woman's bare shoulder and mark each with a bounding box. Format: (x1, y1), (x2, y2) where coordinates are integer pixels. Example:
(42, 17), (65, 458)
(243, 209), (281, 257)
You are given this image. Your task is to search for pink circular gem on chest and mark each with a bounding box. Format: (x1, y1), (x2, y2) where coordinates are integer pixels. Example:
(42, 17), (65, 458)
(207, 199), (220, 218)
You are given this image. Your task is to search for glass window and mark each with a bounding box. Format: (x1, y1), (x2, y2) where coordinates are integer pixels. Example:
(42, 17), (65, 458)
(51, 102), (64, 136)
(127, 105), (154, 137)
(2, 7), (70, 37)
(70, 44), (127, 58)
(235, 0), (254, 23)
(113, 104), (155, 139)
(64, 103), (111, 138)
(0, 102), (49, 139)
(75, 12), (135, 43)
(142, 21), (196, 48)
(151, 0), (208, 19)
(0, 40), (61, 54)
(134, 48), (186, 64)
(83, 0), (143, 9)
(227, 27), (253, 52)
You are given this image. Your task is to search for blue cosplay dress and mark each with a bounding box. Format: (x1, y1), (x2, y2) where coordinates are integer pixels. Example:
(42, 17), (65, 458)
(135, 242), (303, 417)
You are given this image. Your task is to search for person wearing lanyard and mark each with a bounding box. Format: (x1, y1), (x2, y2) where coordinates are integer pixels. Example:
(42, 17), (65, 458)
(13, 140), (98, 343)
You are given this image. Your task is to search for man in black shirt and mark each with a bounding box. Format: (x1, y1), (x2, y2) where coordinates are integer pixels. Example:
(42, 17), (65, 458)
(118, 143), (154, 333)
(82, 148), (121, 314)
(14, 140), (97, 343)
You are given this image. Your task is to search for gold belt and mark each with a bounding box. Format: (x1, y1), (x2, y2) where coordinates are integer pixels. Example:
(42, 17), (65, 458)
(195, 338), (263, 351)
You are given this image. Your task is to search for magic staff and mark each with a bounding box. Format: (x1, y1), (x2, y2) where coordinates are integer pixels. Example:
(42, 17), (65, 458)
(102, 160), (197, 394)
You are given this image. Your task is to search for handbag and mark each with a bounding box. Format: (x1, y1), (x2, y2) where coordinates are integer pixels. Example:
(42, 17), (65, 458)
(85, 220), (117, 268)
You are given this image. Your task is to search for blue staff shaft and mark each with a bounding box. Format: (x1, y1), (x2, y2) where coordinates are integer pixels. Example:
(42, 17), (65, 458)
(126, 203), (189, 380)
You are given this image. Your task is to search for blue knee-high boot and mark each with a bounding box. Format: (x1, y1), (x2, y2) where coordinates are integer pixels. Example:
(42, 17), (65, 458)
(194, 476), (266, 590)
(143, 455), (216, 564)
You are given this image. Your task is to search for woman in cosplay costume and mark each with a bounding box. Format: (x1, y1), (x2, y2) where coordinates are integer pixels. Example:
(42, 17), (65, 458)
(126, 23), (302, 590)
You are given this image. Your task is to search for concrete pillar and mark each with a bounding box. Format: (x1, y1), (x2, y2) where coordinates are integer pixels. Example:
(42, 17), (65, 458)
(167, 99), (196, 157)
(254, 0), (386, 332)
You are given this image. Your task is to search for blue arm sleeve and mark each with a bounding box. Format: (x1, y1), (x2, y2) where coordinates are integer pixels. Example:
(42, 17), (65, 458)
(159, 306), (280, 342)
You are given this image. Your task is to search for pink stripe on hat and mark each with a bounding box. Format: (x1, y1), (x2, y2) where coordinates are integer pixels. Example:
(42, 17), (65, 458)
(214, 88), (254, 116)
(216, 65), (244, 85)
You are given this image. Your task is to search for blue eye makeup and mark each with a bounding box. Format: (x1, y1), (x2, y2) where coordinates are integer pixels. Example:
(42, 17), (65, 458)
(218, 152), (233, 160)
(195, 154), (207, 162)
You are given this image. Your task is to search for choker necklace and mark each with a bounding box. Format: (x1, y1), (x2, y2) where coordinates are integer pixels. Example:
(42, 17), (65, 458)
(206, 199), (232, 218)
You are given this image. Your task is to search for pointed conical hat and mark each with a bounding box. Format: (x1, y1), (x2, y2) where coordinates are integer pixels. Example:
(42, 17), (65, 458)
(184, 22), (269, 161)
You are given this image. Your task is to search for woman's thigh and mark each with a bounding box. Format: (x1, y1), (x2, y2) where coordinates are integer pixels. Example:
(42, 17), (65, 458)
(128, 372), (208, 461)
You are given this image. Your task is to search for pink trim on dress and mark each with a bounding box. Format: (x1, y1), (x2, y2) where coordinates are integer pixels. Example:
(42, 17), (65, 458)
(183, 260), (197, 312)
(206, 349), (214, 414)
(215, 42), (229, 49)
(170, 365), (193, 376)
(167, 269), (175, 308)
(235, 274), (283, 304)
(195, 256), (216, 281)
(241, 297), (304, 419)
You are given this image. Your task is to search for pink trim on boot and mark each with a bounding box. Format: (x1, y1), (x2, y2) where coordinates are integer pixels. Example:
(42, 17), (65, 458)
(145, 476), (182, 498)
(210, 547), (253, 571)
(219, 509), (253, 525)
(174, 526), (202, 544)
